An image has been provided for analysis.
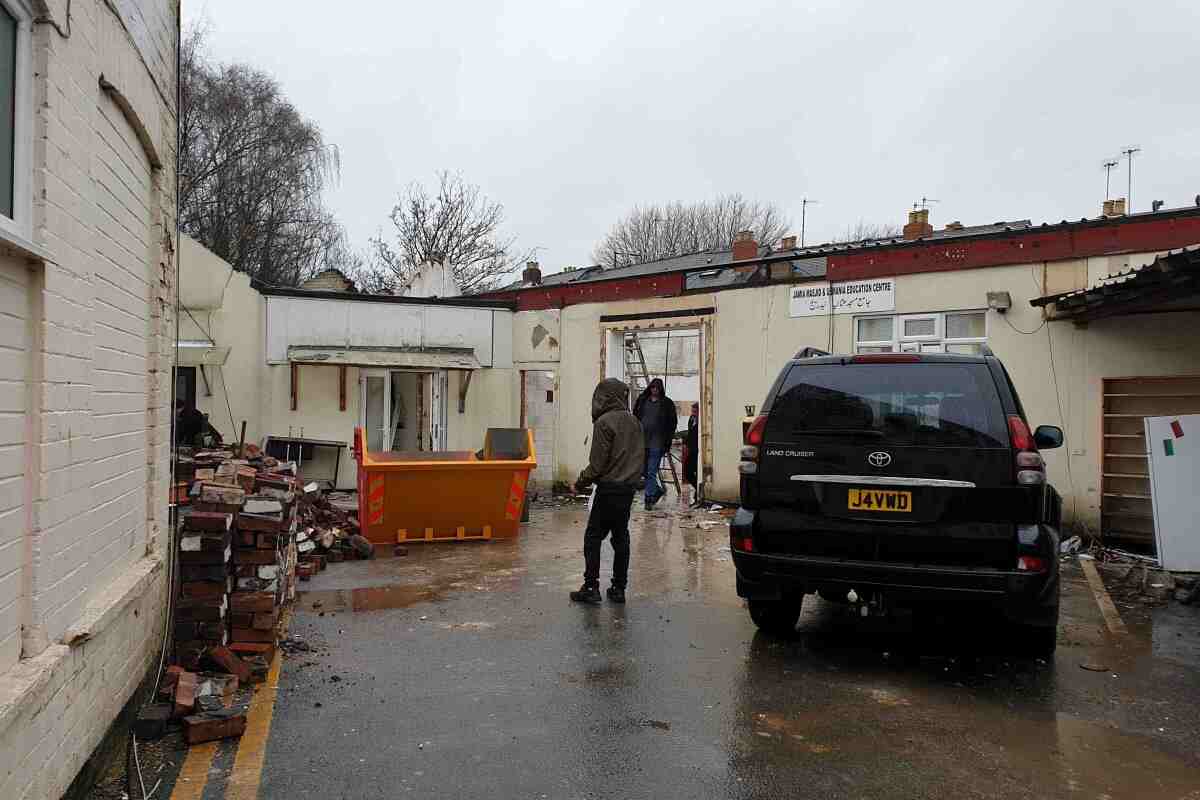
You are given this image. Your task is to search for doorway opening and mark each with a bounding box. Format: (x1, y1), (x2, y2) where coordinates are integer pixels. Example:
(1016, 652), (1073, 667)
(362, 369), (449, 452)
(604, 324), (707, 505)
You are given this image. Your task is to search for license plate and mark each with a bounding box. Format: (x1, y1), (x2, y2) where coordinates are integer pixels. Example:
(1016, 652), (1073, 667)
(847, 488), (912, 513)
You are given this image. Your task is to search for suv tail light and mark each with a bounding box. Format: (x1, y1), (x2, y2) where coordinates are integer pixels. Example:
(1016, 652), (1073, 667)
(1008, 416), (1045, 485)
(1016, 555), (1047, 572)
(744, 415), (768, 446)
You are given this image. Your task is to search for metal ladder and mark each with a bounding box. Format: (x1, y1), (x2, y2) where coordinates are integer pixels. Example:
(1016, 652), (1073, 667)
(623, 333), (682, 495)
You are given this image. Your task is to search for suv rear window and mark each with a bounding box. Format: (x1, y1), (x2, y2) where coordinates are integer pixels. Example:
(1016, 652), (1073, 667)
(766, 363), (1008, 448)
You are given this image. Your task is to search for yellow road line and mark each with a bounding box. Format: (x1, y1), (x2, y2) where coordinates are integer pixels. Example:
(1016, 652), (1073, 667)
(223, 649), (284, 800)
(1080, 558), (1128, 637)
(169, 741), (219, 800)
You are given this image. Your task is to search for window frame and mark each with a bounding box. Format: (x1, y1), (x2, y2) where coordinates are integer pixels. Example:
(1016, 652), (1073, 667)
(0, 0), (33, 241)
(854, 309), (989, 354)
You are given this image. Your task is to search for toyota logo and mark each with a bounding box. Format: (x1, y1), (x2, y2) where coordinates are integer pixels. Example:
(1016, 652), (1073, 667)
(867, 451), (892, 468)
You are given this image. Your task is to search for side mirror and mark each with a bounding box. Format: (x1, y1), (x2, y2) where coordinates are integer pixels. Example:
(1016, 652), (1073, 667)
(1034, 425), (1064, 450)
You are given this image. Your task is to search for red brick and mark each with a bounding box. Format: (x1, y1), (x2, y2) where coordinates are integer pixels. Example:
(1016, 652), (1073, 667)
(173, 672), (199, 717)
(180, 547), (230, 566)
(229, 592), (275, 613)
(251, 611), (278, 631)
(183, 511), (233, 532)
(234, 548), (277, 566)
(183, 712), (247, 744)
(256, 532), (281, 549)
(180, 579), (229, 598)
(229, 641), (275, 659)
(206, 645), (252, 683)
(231, 627), (275, 644)
(180, 564), (229, 582)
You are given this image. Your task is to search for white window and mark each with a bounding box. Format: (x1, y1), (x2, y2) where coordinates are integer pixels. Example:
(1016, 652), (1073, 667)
(0, 0), (32, 238)
(854, 310), (988, 354)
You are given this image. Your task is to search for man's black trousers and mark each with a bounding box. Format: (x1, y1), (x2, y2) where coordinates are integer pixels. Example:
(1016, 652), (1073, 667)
(583, 489), (634, 589)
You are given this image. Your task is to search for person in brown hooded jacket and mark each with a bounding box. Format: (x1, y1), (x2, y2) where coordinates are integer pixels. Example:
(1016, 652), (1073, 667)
(570, 378), (644, 604)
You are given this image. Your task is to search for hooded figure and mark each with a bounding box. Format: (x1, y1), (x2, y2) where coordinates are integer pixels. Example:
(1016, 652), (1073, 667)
(570, 378), (645, 604)
(632, 378), (678, 509)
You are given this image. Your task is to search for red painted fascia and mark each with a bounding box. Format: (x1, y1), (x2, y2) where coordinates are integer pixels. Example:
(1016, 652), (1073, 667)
(828, 213), (1200, 281)
(508, 273), (685, 311)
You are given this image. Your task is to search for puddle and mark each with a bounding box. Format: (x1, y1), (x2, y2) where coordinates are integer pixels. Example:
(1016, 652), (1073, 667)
(301, 584), (443, 612)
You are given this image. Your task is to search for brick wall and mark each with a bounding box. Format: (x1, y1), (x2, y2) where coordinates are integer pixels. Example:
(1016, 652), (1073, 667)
(0, 1), (178, 797)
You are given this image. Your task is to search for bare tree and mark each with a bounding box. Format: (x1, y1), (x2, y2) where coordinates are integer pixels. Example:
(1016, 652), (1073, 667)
(179, 27), (348, 286)
(834, 220), (901, 244)
(366, 171), (527, 294)
(592, 194), (791, 268)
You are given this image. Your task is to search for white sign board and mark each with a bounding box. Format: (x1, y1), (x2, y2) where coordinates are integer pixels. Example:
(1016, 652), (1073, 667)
(789, 278), (896, 318)
(1145, 414), (1199, 572)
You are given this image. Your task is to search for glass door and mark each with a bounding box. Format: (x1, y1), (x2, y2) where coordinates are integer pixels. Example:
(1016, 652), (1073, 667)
(429, 370), (448, 451)
(361, 369), (390, 451)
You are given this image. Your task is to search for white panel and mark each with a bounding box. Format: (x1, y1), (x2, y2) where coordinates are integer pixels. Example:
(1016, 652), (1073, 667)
(266, 297), (498, 365)
(1146, 415), (1200, 571)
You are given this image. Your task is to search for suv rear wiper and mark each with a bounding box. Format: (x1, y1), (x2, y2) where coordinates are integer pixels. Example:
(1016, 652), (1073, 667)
(793, 428), (884, 438)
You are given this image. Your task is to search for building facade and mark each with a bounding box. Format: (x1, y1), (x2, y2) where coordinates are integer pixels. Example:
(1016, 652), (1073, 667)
(0, 1), (178, 797)
(488, 205), (1200, 546)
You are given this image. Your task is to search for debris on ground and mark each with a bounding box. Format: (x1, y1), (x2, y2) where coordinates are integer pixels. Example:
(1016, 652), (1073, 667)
(166, 444), (371, 752)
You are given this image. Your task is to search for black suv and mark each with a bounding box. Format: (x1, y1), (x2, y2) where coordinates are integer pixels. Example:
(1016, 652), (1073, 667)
(731, 349), (1064, 654)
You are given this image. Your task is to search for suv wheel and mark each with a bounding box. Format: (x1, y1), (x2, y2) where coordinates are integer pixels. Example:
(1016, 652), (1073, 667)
(1012, 622), (1058, 657)
(748, 595), (804, 636)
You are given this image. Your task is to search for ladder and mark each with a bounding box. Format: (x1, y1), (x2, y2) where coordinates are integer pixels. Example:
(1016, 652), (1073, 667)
(623, 333), (682, 495)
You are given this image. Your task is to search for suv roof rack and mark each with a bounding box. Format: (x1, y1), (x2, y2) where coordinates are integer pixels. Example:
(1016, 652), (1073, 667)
(793, 346), (831, 359)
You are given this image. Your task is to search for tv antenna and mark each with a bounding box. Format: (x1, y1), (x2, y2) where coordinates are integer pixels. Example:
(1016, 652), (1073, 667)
(1101, 158), (1119, 200)
(800, 198), (819, 247)
(1121, 145), (1141, 211)
(913, 197), (939, 210)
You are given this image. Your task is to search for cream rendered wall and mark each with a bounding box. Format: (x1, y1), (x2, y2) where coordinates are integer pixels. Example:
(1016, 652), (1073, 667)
(179, 236), (264, 446)
(539, 247), (1197, 519)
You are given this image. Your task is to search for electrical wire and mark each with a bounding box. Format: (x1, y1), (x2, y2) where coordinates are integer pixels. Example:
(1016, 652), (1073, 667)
(998, 310), (1047, 336)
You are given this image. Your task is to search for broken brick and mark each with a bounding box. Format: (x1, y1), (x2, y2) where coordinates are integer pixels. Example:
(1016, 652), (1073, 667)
(206, 645), (252, 683)
(180, 545), (231, 566)
(229, 641), (275, 660)
(256, 532), (281, 549)
(200, 484), (246, 506)
(180, 564), (230, 583)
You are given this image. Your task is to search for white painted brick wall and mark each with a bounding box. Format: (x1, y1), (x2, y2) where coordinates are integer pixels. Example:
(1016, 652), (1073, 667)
(0, 1), (178, 798)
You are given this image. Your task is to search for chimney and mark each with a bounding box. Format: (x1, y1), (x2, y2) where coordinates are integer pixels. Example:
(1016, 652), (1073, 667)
(902, 208), (933, 240)
(779, 235), (797, 250)
(522, 261), (542, 286)
(732, 229), (758, 261)
(1102, 198), (1127, 218)
(944, 220), (964, 231)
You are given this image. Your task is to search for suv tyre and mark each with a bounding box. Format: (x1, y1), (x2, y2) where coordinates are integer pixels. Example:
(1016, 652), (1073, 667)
(748, 595), (804, 636)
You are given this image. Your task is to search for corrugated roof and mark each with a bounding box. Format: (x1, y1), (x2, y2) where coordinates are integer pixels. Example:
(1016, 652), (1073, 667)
(1030, 245), (1200, 320)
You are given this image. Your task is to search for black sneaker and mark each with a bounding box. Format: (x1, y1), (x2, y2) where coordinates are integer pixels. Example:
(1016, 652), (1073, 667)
(606, 586), (626, 604)
(570, 584), (602, 604)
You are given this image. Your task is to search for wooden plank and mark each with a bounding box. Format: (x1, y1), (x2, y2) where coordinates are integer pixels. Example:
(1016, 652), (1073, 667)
(339, 365), (347, 411)
(290, 363), (298, 411)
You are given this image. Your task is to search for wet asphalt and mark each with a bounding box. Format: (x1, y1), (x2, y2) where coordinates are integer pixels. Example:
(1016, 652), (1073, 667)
(257, 500), (1200, 800)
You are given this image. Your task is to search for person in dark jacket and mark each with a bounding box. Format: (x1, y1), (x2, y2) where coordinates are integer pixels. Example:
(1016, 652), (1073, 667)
(570, 378), (645, 604)
(632, 378), (677, 509)
(683, 403), (699, 506)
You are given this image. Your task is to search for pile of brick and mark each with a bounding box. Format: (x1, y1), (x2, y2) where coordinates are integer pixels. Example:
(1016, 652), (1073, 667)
(157, 447), (370, 745)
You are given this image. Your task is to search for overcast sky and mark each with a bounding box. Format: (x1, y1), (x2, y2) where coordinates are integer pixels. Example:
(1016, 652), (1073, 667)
(185, 0), (1200, 273)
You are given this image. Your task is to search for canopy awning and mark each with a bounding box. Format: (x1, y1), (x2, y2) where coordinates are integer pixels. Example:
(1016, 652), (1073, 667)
(1030, 246), (1200, 322)
(287, 345), (481, 370)
(176, 340), (230, 366)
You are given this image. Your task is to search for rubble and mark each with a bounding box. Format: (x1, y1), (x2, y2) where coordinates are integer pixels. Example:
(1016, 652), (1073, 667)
(166, 443), (370, 750)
